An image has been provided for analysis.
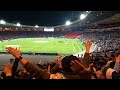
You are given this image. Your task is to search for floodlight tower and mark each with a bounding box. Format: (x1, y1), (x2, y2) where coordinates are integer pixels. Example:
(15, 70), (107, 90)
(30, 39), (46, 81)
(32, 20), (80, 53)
(0, 20), (6, 24)
(16, 23), (21, 27)
(80, 14), (86, 20)
(35, 25), (39, 28)
(65, 21), (71, 26)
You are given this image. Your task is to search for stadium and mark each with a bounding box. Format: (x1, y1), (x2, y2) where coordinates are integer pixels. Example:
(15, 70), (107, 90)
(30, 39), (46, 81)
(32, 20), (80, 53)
(0, 11), (120, 79)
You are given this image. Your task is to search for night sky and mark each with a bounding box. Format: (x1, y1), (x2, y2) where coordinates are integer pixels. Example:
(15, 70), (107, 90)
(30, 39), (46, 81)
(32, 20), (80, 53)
(0, 11), (120, 26)
(0, 11), (83, 26)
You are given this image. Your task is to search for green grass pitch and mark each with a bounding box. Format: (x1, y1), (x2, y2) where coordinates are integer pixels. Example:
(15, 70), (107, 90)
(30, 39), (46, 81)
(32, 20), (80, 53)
(0, 38), (85, 55)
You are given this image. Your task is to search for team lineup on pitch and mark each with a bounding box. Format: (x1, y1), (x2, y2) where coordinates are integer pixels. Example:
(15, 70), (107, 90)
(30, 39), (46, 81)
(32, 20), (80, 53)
(0, 38), (86, 55)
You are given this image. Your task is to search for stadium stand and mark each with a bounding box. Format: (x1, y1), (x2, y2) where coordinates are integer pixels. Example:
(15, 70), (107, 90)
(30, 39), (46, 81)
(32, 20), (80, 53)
(0, 12), (120, 79)
(64, 32), (81, 39)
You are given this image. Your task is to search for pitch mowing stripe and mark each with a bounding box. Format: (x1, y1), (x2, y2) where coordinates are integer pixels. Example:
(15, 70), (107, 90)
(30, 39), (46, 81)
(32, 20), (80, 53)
(76, 41), (81, 52)
(74, 41), (79, 53)
(0, 38), (85, 55)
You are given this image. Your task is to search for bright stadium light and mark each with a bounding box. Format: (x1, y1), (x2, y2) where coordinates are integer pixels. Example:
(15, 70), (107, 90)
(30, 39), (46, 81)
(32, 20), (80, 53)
(35, 25), (39, 28)
(16, 23), (21, 27)
(80, 14), (86, 20)
(0, 20), (6, 24)
(65, 21), (71, 26)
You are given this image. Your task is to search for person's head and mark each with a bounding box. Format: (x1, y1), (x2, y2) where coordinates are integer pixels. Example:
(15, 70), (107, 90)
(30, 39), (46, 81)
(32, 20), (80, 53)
(61, 55), (80, 73)
(109, 61), (115, 69)
(106, 61), (114, 68)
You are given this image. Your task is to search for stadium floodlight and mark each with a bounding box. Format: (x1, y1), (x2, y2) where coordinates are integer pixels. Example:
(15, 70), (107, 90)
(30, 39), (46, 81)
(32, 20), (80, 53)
(80, 14), (86, 20)
(35, 25), (39, 28)
(0, 20), (6, 24)
(16, 23), (21, 27)
(65, 21), (71, 26)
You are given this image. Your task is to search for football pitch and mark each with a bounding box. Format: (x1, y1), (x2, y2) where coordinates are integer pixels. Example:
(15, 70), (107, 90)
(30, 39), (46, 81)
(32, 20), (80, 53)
(0, 38), (85, 55)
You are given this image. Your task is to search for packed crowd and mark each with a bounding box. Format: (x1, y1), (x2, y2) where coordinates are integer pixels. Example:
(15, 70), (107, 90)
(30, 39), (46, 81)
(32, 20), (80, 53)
(0, 31), (68, 41)
(78, 29), (120, 52)
(0, 40), (120, 79)
(0, 25), (120, 79)
(1, 28), (120, 53)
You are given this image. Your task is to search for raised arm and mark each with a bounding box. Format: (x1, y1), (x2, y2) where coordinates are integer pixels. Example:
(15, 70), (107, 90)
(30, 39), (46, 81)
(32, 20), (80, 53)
(6, 47), (28, 65)
(3, 64), (13, 79)
(81, 40), (92, 68)
(6, 47), (50, 79)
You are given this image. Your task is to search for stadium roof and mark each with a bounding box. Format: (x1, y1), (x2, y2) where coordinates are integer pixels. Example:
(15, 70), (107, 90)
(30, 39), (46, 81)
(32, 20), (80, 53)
(94, 13), (120, 24)
(0, 11), (120, 28)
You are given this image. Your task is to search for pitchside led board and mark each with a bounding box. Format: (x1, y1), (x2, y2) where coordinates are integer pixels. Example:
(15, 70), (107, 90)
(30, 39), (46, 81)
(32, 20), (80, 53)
(44, 27), (54, 32)
(5, 45), (21, 50)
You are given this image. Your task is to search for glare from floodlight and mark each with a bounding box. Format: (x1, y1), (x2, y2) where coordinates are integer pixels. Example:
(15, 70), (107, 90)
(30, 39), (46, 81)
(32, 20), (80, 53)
(16, 23), (21, 26)
(86, 11), (89, 12)
(35, 25), (39, 28)
(65, 21), (71, 26)
(0, 20), (6, 24)
(80, 14), (86, 20)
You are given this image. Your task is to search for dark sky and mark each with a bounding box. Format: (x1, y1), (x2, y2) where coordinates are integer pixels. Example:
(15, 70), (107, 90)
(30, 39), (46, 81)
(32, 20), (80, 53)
(0, 11), (83, 26)
(0, 11), (120, 26)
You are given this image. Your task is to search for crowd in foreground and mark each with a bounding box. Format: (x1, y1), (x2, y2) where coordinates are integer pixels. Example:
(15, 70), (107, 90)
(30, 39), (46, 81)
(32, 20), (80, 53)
(0, 40), (120, 79)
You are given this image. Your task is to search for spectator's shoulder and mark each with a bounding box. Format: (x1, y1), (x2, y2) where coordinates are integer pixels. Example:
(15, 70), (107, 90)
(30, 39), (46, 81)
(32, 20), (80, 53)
(112, 71), (119, 79)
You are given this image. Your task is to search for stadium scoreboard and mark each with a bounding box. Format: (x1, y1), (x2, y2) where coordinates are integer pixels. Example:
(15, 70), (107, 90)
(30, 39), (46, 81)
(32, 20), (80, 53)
(44, 27), (54, 32)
